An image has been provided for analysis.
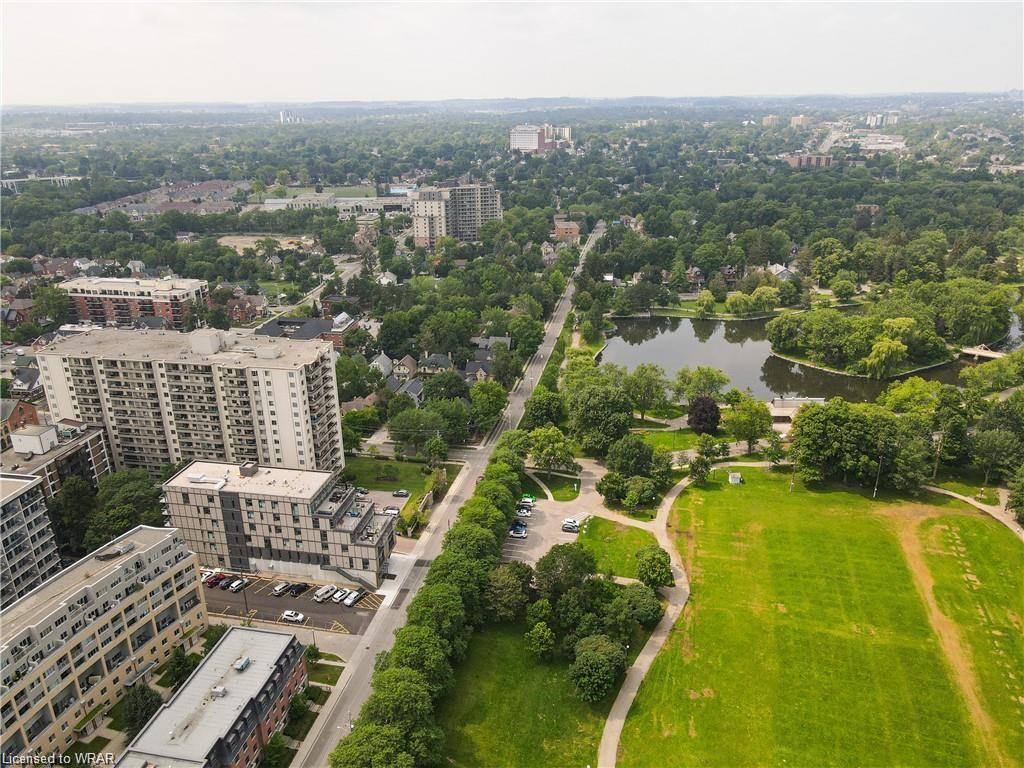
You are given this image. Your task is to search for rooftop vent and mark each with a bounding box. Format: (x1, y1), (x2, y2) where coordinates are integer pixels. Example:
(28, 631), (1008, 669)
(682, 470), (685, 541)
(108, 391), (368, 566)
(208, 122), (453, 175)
(233, 656), (251, 672)
(211, 685), (227, 698)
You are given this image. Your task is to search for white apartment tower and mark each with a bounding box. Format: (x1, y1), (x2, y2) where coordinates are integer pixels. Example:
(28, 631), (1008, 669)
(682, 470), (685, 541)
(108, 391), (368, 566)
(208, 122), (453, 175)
(411, 184), (502, 249)
(1, 474), (61, 609)
(36, 328), (344, 475)
(509, 124), (545, 153)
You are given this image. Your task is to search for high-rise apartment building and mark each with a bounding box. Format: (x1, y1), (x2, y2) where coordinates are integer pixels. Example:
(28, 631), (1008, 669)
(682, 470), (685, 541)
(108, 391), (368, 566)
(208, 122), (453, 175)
(36, 328), (344, 475)
(60, 277), (210, 331)
(411, 184), (502, 249)
(762, 115), (780, 128)
(162, 460), (395, 587)
(543, 123), (573, 142)
(0, 526), (207, 758)
(1, 474), (61, 609)
(116, 627), (305, 768)
(790, 115), (811, 128)
(509, 124), (545, 153)
(2, 421), (111, 502)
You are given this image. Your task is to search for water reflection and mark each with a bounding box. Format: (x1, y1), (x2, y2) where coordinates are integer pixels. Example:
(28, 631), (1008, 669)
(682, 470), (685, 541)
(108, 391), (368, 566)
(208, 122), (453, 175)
(602, 316), (965, 402)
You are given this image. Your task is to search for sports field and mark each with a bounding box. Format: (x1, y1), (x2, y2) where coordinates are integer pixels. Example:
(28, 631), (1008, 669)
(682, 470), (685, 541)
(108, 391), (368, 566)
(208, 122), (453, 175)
(617, 469), (1023, 768)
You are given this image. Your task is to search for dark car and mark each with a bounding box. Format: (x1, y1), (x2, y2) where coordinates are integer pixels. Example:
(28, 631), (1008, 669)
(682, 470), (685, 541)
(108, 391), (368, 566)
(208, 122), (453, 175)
(288, 582), (311, 597)
(218, 576), (237, 590)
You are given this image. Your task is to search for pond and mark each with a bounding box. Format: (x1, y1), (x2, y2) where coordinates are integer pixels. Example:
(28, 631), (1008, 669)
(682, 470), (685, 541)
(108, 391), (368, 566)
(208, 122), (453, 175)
(600, 316), (968, 402)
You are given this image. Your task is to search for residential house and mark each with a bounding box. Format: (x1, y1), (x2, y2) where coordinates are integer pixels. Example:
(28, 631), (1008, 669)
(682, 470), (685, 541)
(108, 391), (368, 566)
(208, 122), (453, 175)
(464, 361), (492, 383)
(370, 352), (393, 378)
(767, 263), (797, 281)
(377, 271), (399, 286)
(396, 377), (425, 406)
(9, 368), (41, 399)
(0, 399), (39, 450)
(552, 219), (581, 243)
(225, 294), (268, 324)
(418, 353), (454, 375)
(393, 355), (418, 382)
(540, 242), (559, 268)
(1, 299), (34, 327)
(721, 266), (740, 284)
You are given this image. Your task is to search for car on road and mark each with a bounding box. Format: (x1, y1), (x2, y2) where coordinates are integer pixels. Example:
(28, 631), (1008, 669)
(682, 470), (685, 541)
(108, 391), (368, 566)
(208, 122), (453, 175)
(392, 489), (410, 497)
(343, 588), (365, 607)
(331, 588), (351, 604)
(288, 583), (311, 597)
(382, 506), (401, 516)
(509, 521), (528, 539)
(313, 585), (337, 603)
(280, 610), (305, 623)
(271, 582), (291, 596)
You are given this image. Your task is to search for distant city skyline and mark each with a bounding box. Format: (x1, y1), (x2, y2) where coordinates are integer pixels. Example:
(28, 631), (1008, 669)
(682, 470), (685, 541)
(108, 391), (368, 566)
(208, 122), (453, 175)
(2, 2), (1022, 106)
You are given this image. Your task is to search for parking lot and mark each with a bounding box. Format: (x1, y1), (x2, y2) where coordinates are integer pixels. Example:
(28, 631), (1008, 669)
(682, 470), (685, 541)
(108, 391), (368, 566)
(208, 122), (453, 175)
(501, 502), (582, 565)
(202, 575), (383, 635)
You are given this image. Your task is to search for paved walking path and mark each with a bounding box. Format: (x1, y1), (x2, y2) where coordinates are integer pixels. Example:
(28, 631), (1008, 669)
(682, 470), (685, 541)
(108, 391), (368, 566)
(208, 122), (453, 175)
(923, 485), (1023, 542)
(525, 470), (555, 501)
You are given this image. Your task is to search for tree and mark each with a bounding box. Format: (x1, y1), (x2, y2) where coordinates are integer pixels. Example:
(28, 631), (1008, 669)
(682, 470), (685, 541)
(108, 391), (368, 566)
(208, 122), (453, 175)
(694, 290), (716, 319)
(688, 396), (721, 435)
(596, 471), (628, 504)
(442, 523), (500, 563)
(167, 646), (198, 690)
(863, 337), (908, 379)
(329, 724), (416, 768)
(623, 476), (658, 511)
(423, 435), (448, 466)
(388, 408), (446, 456)
(423, 370), (469, 402)
(624, 363), (669, 420)
(469, 380), (506, 434)
(83, 504), (137, 551)
(425, 398), (470, 445)
(725, 396), (772, 453)
(567, 384), (633, 456)
(487, 561), (534, 622)
(289, 693), (310, 722)
(830, 279), (856, 301)
(305, 644), (322, 663)
(521, 389), (565, 430)
(383, 625), (454, 699)
(673, 366), (729, 403)
(207, 306), (230, 330)
(725, 292), (755, 317)
(362, 667), (434, 733)
(123, 684), (163, 738)
(262, 733), (291, 768)
(1009, 465), (1024, 525)
(621, 583), (664, 627)
(688, 455), (712, 484)
(336, 354), (381, 402)
(635, 545), (674, 589)
(535, 543), (596, 602)
(199, 625), (227, 654)
(96, 470), (162, 524)
(46, 476), (96, 556)
(569, 635), (627, 702)
(606, 434), (654, 477)
(971, 429), (1021, 484)
(30, 285), (69, 326)
(764, 431), (785, 467)
(708, 273), (728, 302)
(524, 621), (556, 659)
(529, 425), (578, 478)
(649, 447), (675, 486)
(424, 549), (492, 623)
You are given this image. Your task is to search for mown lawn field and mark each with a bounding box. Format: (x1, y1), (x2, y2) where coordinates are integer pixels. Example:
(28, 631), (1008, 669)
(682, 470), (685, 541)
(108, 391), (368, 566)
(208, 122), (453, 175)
(933, 467), (1000, 505)
(618, 469), (1015, 768)
(638, 426), (733, 452)
(437, 624), (611, 768)
(579, 516), (658, 579)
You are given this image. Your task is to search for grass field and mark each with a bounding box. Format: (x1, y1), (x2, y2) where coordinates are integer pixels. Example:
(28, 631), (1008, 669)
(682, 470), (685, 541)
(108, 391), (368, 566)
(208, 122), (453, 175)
(309, 662), (343, 686)
(437, 624), (612, 768)
(632, 416), (670, 429)
(305, 685), (330, 705)
(933, 468), (1000, 505)
(106, 699), (127, 732)
(344, 457), (431, 493)
(638, 426), (734, 452)
(579, 517), (658, 579)
(257, 280), (300, 298)
(283, 707), (318, 740)
(617, 469), (1019, 768)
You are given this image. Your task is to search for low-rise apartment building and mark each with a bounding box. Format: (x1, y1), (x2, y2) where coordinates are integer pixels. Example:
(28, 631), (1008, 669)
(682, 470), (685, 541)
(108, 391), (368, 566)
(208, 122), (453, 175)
(116, 627), (305, 768)
(36, 328), (344, 475)
(0, 526), (207, 758)
(1, 473), (60, 609)
(1, 421), (112, 501)
(61, 277), (210, 331)
(162, 460), (395, 588)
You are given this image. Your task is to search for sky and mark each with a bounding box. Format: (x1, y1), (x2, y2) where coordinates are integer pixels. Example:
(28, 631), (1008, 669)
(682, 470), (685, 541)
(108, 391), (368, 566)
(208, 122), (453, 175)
(2, 1), (1022, 106)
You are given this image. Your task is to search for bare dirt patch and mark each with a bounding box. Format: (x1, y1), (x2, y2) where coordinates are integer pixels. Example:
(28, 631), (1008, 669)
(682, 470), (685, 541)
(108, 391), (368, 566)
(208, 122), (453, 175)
(885, 506), (1010, 767)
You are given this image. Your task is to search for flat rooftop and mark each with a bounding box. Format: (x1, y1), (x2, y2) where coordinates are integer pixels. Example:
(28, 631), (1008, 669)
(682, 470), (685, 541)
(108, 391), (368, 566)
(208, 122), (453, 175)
(0, 472), (42, 506)
(0, 426), (104, 477)
(37, 327), (332, 369)
(165, 460), (334, 500)
(0, 525), (178, 643)
(117, 627), (296, 768)
(59, 276), (207, 292)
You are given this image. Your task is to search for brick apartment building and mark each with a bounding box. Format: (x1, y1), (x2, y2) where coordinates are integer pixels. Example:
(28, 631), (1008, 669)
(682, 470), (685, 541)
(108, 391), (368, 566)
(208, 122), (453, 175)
(61, 277), (210, 330)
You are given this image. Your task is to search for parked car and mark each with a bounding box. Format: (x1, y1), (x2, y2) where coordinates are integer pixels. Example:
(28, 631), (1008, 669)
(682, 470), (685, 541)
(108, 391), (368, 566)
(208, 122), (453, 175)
(331, 588), (351, 604)
(219, 576), (239, 590)
(343, 588), (365, 607)
(313, 585), (337, 603)
(520, 494), (537, 504)
(509, 521), (528, 539)
(228, 579), (247, 593)
(206, 574), (228, 587)
(515, 506), (532, 518)
(355, 487), (369, 497)
(280, 610), (305, 623)
(562, 518), (580, 528)
(561, 522), (580, 533)
(393, 489), (410, 498)
(271, 582), (291, 596)
(288, 583), (311, 597)
(382, 506), (401, 516)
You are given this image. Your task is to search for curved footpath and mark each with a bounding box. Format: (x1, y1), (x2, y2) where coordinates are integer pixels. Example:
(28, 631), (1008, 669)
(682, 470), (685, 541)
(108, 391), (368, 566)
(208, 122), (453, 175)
(923, 485), (1023, 542)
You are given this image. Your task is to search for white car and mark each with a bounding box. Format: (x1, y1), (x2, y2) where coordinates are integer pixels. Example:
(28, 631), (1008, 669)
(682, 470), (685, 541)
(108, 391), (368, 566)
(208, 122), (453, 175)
(382, 506), (401, 516)
(343, 589), (365, 607)
(515, 507), (532, 518)
(331, 588), (351, 604)
(313, 585), (337, 603)
(271, 582), (291, 596)
(280, 610), (305, 623)
(562, 518), (580, 528)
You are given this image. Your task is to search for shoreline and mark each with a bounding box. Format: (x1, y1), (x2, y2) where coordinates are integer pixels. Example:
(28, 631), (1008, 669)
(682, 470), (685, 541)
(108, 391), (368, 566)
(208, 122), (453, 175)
(769, 350), (956, 380)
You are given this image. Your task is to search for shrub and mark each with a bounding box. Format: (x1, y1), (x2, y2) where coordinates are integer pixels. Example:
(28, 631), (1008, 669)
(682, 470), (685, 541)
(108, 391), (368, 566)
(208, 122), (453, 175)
(569, 635), (627, 702)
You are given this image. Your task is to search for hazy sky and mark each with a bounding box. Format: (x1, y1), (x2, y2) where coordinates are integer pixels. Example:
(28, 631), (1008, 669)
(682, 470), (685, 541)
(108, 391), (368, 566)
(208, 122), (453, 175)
(2, 2), (1022, 105)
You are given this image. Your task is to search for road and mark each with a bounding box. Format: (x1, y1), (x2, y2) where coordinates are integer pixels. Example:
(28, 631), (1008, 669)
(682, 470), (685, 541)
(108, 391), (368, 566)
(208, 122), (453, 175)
(294, 222), (605, 767)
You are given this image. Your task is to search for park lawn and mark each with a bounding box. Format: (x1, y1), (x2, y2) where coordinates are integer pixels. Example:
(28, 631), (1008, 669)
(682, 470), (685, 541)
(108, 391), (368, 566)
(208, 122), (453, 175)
(639, 426), (734, 452)
(257, 280), (300, 298)
(618, 469), (988, 768)
(545, 473), (580, 501)
(579, 517), (658, 579)
(66, 736), (110, 759)
(344, 457), (430, 494)
(632, 416), (669, 429)
(309, 662), (343, 686)
(933, 468), (1000, 506)
(317, 651), (343, 663)
(520, 474), (547, 500)
(919, 515), (1024, 764)
(437, 624), (612, 768)
(647, 402), (686, 420)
